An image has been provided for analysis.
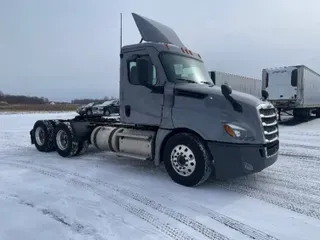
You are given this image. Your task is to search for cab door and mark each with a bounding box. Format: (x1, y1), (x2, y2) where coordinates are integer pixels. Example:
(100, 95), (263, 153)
(120, 49), (164, 126)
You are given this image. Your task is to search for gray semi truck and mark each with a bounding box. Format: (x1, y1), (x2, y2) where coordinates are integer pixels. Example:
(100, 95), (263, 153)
(29, 13), (279, 187)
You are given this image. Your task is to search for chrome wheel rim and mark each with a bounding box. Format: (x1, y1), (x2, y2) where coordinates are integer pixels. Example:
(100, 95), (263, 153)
(170, 144), (196, 176)
(56, 130), (68, 150)
(35, 127), (45, 146)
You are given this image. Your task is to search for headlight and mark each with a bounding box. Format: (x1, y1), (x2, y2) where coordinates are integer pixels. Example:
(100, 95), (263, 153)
(223, 123), (247, 138)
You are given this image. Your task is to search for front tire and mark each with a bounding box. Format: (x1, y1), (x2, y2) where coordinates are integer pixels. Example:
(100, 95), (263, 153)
(33, 120), (55, 152)
(163, 133), (213, 187)
(54, 122), (79, 157)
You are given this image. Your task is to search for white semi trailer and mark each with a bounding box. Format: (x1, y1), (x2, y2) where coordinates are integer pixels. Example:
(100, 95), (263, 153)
(209, 71), (262, 99)
(262, 65), (320, 120)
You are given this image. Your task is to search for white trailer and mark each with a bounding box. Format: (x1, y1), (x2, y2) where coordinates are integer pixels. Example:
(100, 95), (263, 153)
(262, 65), (320, 120)
(209, 71), (262, 99)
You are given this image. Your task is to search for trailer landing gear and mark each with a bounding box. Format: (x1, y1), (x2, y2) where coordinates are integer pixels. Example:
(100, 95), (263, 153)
(277, 108), (281, 121)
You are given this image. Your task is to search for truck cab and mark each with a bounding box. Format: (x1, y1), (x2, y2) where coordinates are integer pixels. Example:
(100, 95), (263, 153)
(118, 13), (279, 184)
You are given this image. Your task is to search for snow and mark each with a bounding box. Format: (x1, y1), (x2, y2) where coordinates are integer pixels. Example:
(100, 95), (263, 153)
(1, 112), (320, 240)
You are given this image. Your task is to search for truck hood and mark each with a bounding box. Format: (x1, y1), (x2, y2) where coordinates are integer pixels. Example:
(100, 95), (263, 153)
(174, 83), (264, 107)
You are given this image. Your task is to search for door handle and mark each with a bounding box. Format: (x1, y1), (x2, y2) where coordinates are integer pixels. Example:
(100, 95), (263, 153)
(125, 105), (131, 117)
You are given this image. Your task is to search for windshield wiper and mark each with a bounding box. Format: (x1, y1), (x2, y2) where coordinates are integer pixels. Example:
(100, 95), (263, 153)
(175, 78), (197, 84)
(200, 81), (214, 87)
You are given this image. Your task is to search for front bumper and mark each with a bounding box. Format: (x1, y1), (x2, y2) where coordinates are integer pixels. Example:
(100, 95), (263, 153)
(207, 140), (279, 180)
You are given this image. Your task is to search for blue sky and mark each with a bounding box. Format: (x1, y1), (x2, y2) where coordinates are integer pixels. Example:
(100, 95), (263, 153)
(1, 0), (320, 101)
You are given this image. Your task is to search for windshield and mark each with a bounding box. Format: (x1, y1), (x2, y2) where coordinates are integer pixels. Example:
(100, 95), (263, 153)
(160, 53), (213, 85)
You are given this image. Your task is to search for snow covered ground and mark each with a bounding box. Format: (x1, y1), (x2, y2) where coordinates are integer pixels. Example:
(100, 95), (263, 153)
(0, 112), (320, 240)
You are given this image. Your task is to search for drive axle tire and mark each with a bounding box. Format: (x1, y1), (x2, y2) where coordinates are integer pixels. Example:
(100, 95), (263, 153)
(33, 120), (55, 152)
(74, 140), (89, 156)
(54, 122), (79, 157)
(163, 133), (213, 187)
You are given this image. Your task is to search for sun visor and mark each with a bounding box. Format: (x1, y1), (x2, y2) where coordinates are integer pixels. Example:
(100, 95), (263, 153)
(132, 13), (186, 48)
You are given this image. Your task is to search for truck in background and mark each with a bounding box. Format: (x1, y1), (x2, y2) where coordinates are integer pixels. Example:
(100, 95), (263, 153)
(92, 99), (120, 116)
(76, 102), (100, 116)
(209, 71), (262, 99)
(29, 13), (279, 187)
(262, 65), (320, 120)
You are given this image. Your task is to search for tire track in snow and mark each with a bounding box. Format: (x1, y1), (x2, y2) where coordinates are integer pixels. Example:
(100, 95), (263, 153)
(220, 177), (320, 209)
(157, 196), (279, 240)
(0, 161), (198, 240)
(216, 180), (320, 220)
(18, 198), (105, 239)
(280, 131), (320, 137)
(267, 168), (320, 185)
(2, 150), (320, 222)
(251, 170), (320, 197)
(0, 158), (281, 240)
(273, 156), (320, 172)
(0, 160), (232, 240)
(279, 152), (320, 164)
(280, 143), (320, 151)
(2, 142), (319, 236)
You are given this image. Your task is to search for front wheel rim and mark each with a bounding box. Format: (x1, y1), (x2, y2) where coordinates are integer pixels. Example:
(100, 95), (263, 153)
(56, 130), (68, 150)
(170, 144), (196, 177)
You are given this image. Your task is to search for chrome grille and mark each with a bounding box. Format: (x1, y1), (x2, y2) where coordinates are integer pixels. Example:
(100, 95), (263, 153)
(257, 103), (279, 143)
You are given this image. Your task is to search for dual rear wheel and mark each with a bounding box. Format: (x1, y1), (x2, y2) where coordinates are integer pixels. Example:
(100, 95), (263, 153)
(32, 120), (88, 157)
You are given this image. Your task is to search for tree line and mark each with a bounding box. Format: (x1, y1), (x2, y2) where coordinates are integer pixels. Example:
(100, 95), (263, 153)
(0, 90), (49, 104)
(0, 90), (117, 105)
(71, 96), (117, 105)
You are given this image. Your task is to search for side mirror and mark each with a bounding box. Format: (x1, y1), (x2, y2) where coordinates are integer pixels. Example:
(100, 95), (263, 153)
(261, 90), (269, 100)
(221, 84), (232, 97)
(136, 58), (153, 87)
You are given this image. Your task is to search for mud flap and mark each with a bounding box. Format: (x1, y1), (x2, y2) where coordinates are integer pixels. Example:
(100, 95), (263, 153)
(69, 121), (94, 143)
(30, 129), (35, 144)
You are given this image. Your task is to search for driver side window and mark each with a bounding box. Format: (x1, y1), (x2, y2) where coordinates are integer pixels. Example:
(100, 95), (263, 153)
(128, 58), (157, 86)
